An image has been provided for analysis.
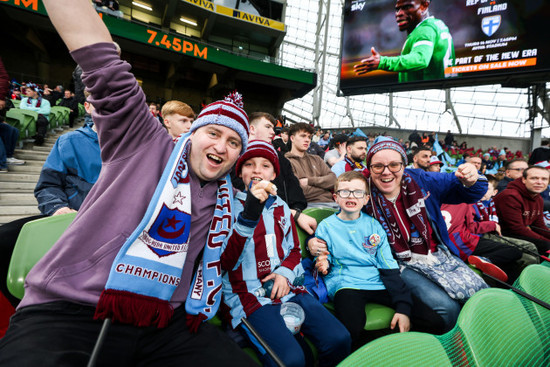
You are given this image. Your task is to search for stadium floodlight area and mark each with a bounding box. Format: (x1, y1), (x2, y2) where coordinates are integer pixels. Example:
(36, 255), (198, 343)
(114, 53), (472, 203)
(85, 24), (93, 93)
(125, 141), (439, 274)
(281, 0), (550, 139)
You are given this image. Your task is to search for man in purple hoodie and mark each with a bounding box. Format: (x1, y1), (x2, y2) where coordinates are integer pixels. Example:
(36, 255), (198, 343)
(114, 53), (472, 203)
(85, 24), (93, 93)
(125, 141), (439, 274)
(0, 1), (257, 365)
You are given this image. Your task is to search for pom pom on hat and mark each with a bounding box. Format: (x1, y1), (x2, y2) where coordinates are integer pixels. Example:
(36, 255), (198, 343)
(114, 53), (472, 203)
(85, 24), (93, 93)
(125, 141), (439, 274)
(190, 90), (249, 153)
(224, 91), (243, 108)
(235, 140), (280, 177)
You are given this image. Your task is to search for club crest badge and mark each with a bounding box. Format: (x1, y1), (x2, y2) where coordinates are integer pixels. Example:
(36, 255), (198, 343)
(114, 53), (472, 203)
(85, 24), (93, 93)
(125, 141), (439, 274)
(363, 234), (380, 255)
(146, 203), (191, 256)
(369, 234), (381, 246)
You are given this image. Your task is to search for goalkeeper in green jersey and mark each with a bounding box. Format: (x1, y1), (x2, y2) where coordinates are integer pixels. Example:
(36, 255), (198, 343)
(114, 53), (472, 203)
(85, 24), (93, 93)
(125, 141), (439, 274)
(354, 0), (455, 82)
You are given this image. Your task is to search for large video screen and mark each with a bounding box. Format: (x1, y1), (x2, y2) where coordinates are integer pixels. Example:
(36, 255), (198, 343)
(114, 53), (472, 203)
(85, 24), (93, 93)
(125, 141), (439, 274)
(339, 0), (550, 95)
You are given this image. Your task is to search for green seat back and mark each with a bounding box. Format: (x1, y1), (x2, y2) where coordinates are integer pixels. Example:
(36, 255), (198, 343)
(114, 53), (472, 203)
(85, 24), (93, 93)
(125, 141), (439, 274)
(78, 103), (85, 117)
(54, 106), (71, 125)
(5, 109), (27, 140)
(297, 207), (336, 259)
(339, 267), (550, 367)
(17, 109), (39, 137)
(48, 109), (60, 129)
(6, 109), (34, 139)
(516, 264), (550, 341)
(11, 99), (21, 108)
(338, 332), (452, 366)
(457, 288), (546, 366)
(7, 212), (77, 299)
(296, 207), (394, 331)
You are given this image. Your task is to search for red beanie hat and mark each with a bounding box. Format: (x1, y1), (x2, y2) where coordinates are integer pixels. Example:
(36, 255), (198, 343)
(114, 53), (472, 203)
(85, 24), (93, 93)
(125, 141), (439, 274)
(235, 140), (280, 177)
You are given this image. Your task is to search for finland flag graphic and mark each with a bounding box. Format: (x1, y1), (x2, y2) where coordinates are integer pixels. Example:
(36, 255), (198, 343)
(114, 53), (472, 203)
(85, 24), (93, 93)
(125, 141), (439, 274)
(482, 15), (501, 37)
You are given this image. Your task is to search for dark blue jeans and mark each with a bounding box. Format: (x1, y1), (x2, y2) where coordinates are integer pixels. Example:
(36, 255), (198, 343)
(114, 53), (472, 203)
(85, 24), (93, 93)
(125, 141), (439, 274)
(400, 267), (461, 333)
(0, 122), (19, 168)
(243, 293), (351, 367)
(0, 301), (257, 367)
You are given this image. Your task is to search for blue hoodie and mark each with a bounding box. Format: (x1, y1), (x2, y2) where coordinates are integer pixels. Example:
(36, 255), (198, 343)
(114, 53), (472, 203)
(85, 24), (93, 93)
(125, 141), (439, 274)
(405, 168), (488, 256)
(34, 116), (101, 215)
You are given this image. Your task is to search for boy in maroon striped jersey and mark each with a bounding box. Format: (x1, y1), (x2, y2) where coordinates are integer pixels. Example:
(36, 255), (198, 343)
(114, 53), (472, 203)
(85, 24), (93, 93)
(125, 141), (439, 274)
(220, 140), (350, 367)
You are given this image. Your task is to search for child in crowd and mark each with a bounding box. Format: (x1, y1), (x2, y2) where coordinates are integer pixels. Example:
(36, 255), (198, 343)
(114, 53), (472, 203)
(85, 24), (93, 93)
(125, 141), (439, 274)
(441, 200), (523, 282)
(314, 171), (412, 349)
(221, 140), (351, 367)
(472, 175), (540, 268)
(160, 100), (195, 139)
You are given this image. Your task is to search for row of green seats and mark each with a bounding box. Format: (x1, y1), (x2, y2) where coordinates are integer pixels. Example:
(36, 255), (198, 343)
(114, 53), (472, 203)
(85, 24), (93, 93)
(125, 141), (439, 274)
(4, 105), (73, 141)
(50, 106), (71, 129)
(339, 263), (550, 366)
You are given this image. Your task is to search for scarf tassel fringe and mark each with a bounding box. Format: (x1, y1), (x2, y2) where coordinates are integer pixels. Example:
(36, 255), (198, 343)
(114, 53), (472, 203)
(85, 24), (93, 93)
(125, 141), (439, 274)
(94, 290), (174, 328)
(186, 313), (208, 333)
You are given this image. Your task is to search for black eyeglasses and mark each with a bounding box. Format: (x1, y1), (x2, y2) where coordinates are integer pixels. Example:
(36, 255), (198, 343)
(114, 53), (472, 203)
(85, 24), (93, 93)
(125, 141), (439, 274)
(336, 189), (367, 198)
(508, 167), (526, 172)
(369, 162), (403, 174)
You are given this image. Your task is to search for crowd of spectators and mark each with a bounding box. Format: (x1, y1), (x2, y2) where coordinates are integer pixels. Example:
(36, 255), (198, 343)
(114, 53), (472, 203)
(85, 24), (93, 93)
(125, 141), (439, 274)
(1, 1), (550, 363)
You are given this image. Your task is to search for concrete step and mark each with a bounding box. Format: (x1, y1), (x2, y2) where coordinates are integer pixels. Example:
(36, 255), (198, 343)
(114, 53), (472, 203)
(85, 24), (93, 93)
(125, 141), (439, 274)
(0, 205), (40, 215)
(0, 193), (37, 205)
(10, 159), (44, 167)
(0, 173), (40, 182)
(15, 148), (50, 155)
(0, 182), (36, 191)
(32, 145), (55, 152)
(7, 164), (42, 173)
(12, 151), (49, 161)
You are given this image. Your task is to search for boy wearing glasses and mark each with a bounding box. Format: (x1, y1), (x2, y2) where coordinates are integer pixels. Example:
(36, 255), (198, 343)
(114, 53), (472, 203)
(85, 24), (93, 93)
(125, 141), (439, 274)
(314, 171), (412, 349)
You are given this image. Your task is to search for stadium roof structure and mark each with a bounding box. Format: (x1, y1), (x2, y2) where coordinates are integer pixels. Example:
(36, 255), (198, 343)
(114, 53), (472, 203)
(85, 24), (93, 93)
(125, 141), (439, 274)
(280, 0), (550, 141)
(1, 0), (315, 115)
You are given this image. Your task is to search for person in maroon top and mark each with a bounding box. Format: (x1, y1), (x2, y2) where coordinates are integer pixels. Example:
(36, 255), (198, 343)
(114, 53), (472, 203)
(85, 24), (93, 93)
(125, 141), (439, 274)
(494, 166), (550, 255)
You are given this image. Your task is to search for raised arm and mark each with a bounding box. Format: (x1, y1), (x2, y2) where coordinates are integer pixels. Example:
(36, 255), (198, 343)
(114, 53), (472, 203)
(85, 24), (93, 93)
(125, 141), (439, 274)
(43, 0), (112, 51)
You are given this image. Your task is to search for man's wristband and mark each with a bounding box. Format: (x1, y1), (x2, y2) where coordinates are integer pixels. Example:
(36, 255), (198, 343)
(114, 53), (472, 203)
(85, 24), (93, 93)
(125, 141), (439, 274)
(293, 209), (302, 223)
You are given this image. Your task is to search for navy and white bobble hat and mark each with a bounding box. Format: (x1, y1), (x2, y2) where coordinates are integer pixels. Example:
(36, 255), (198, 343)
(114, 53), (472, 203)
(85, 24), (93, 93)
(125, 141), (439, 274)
(189, 91), (249, 154)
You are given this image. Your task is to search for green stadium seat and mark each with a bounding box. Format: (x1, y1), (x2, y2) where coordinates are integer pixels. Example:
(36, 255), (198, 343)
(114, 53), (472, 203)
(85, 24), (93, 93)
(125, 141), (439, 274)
(297, 207), (395, 332)
(11, 99), (21, 108)
(17, 109), (39, 138)
(59, 106), (71, 125)
(48, 108), (60, 130)
(338, 332), (452, 366)
(5, 109), (27, 141)
(78, 103), (85, 117)
(457, 288), (546, 366)
(6, 212), (77, 299)
(5, 108), (35, 140)
(516, 264), (550, 341)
